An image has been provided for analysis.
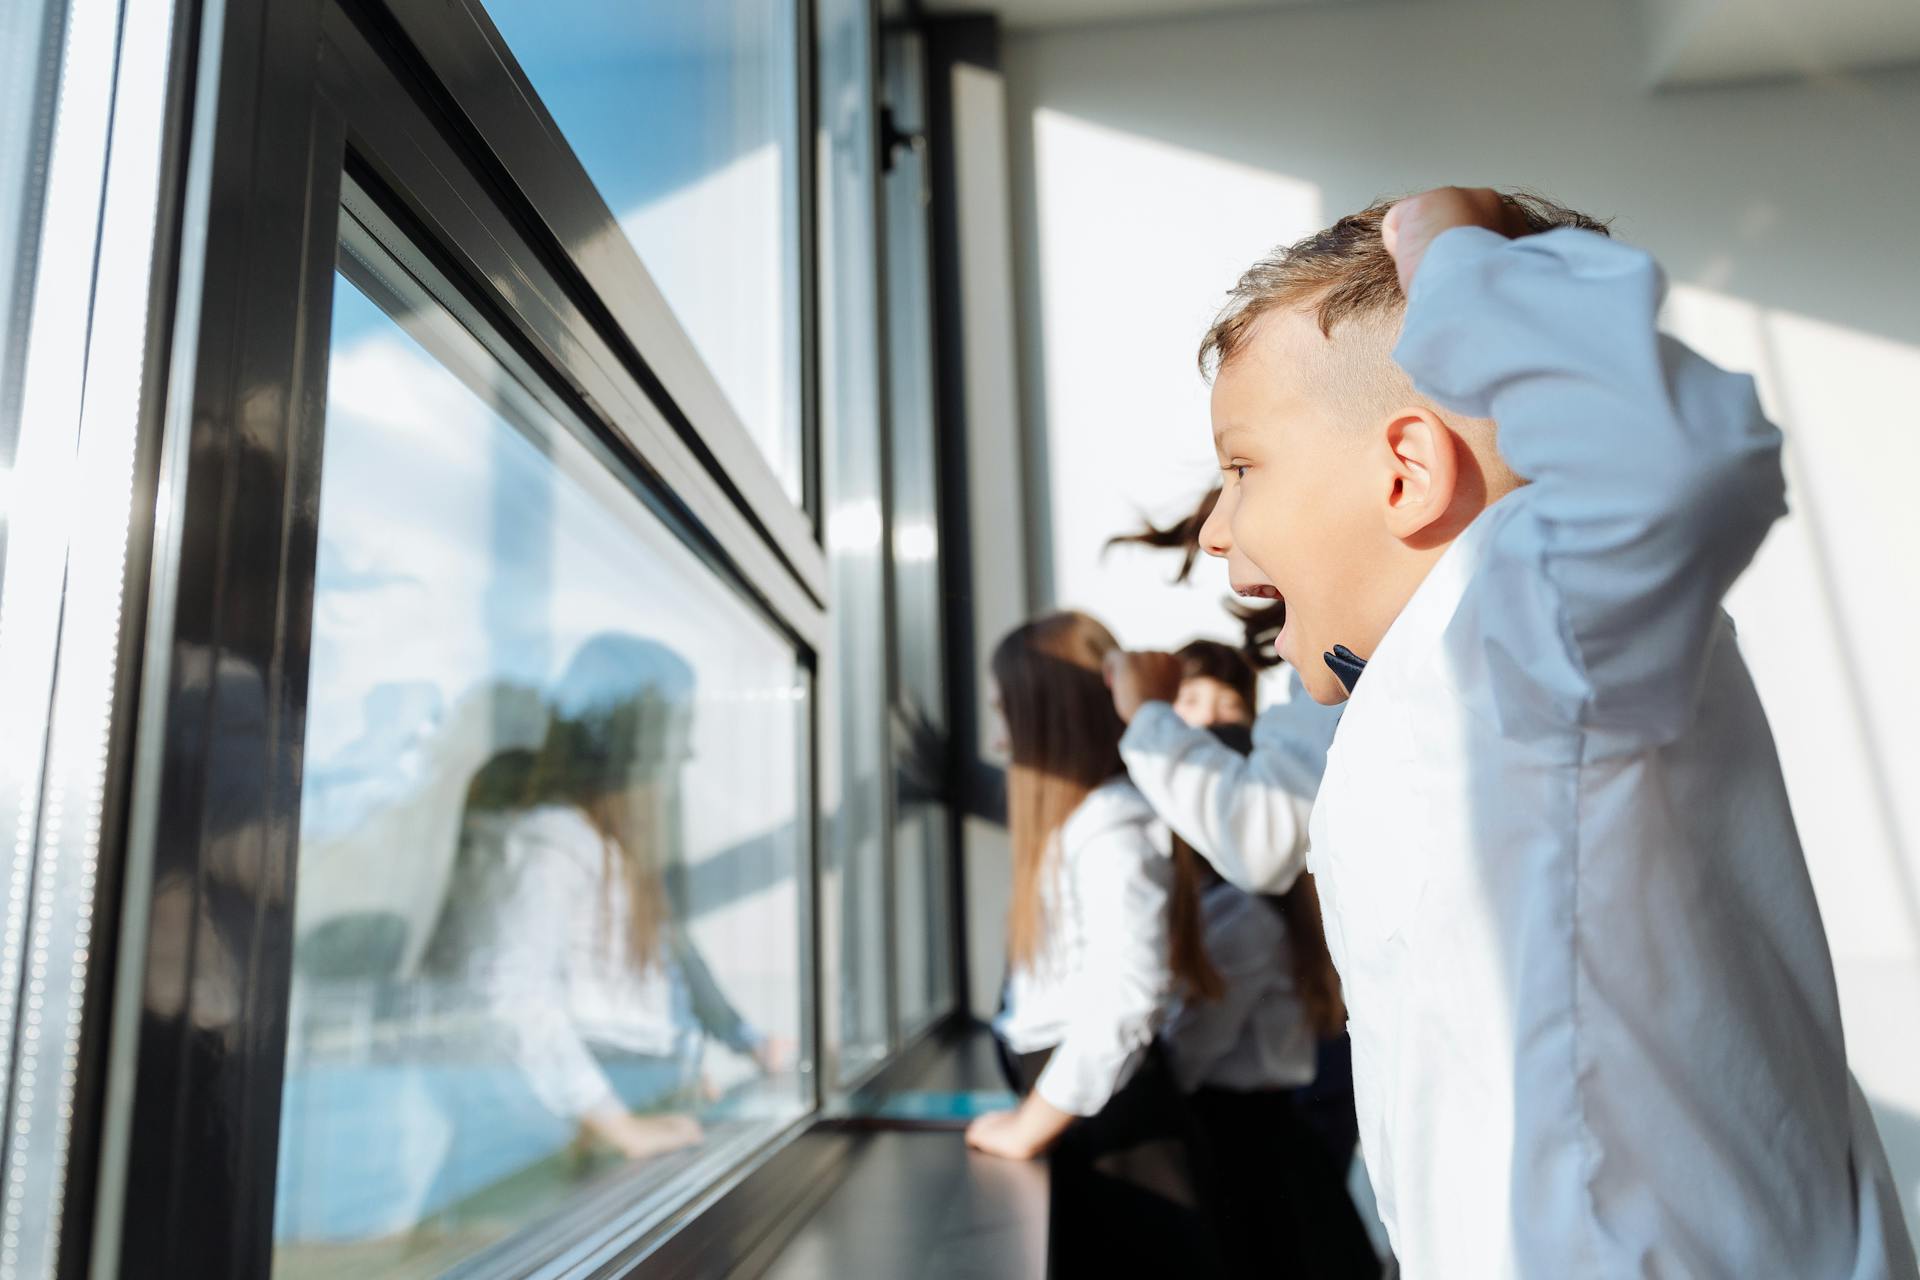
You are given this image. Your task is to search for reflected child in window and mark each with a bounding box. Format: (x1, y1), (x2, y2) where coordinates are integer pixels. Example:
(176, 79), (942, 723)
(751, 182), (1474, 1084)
(967, 611), (1227, 1274)
(425, 633), (783, 1188)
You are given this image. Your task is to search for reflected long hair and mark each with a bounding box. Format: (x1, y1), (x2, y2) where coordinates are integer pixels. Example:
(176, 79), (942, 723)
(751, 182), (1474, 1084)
(1106, 486), (1288, 669)
(466, 635), (696, 972)
(992, 612), (1222, 1000)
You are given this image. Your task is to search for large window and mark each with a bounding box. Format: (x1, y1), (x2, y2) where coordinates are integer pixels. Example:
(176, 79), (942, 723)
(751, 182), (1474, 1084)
(272, 221), (807, 1276)
(482, 0), (804, 502)
(65, 0), (964, 1272)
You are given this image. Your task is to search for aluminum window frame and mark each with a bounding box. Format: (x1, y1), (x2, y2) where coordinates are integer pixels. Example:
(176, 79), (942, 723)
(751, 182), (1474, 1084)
(361, 0), (827, 591)
(92, 0), (838, 1275)
(69, 0), (979, 1273)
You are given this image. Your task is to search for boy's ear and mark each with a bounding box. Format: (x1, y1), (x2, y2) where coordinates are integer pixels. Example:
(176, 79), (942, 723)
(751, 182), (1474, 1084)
(1380, 408), (1459, 544)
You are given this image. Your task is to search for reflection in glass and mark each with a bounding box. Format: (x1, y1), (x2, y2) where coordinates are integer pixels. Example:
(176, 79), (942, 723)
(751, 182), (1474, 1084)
(272, 256), (805, 1277)
(482, 0), (803, 500)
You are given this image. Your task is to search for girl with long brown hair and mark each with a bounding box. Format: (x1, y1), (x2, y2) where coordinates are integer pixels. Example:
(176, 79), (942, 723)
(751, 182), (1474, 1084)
(425, 634), (784, 1181)
(963, 611), (1228, 1273)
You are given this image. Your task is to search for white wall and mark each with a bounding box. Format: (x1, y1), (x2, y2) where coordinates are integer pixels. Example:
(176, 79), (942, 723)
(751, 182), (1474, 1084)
(1001, 0), (1920, 1240)
(951, 61), (1036, 1019)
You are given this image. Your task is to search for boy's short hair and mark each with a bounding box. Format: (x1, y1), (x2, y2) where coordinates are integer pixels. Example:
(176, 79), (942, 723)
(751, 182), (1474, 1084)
(1199, 191), (1611, 379)
(1176, 639), (1259, 713)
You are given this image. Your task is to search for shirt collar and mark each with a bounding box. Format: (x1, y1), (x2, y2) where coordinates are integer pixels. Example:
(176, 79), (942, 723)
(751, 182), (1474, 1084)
(1343, 492), (1520, 711)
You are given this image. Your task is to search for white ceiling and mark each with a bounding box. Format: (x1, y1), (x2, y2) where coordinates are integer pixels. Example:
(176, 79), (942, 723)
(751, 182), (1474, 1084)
(917, 0), (1348, 33)
(920, 0), (1920, 84)
(1646, 0), (1920, 86)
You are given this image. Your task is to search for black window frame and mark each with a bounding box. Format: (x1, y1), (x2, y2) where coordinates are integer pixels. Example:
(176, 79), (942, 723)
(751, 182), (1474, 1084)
(74, 0), (978, 1274)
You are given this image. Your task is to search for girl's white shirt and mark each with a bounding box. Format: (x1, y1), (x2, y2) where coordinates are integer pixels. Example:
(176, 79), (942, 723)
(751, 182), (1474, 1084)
(1302, 226), (1913, 1278)
(442, 805), (699, 1119)
(1162, 879), (1315, 1093)
(992, 778), (1176, 1116)
(1120, 669), (1342, 896)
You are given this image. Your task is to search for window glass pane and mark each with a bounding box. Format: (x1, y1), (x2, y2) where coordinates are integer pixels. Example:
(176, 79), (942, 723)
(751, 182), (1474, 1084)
(273, 248), (807, 1277)
(481, 1), (803, 502)
(883, 30), (954, 1030)
(815, 0), (890, 1080)
(0, 0), (64, 526)
(891, 809), (952, 1033)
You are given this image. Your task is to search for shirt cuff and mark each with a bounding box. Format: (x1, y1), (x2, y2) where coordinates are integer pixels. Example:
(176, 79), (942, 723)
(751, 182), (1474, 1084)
(1032, 1040), (1147, 1117)
(1121, 700), (1185, 754)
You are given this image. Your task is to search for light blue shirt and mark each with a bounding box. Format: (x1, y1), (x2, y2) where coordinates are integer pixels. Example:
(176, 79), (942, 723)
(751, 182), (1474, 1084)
(1308, 226), (1914, 1277)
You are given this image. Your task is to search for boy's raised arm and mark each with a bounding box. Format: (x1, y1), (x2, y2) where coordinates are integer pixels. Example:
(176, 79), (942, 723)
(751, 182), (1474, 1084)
(1387, 192), (1785, 744)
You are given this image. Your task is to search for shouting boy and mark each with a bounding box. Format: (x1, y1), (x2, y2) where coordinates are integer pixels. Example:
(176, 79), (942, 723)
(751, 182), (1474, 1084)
(1113, 188), (1915, 1276)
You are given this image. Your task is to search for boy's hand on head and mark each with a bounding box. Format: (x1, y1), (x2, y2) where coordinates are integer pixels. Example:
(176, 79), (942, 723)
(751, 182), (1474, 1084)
(1104, 650), (1184, 724)
(1383, 187), (1531, 295)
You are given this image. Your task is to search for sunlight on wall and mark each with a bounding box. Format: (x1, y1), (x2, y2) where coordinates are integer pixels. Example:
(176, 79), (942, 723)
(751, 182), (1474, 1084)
(1030, 108), (1322, 664)
(1667, 282), (1920, 1234)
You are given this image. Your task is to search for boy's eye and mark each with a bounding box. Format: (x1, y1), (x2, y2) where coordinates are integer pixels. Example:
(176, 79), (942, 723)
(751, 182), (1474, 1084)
(1229, 464), (1248, 481)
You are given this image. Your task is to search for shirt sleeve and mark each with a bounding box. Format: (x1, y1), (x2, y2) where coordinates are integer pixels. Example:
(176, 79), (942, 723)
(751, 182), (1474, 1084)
(671, 931), (763, 1056)
(1032, 825), (1174, 1116)
(1394, 226), (1786, 746)
(475, 824), (621, 1121)
(1118, 675), (1337, 893)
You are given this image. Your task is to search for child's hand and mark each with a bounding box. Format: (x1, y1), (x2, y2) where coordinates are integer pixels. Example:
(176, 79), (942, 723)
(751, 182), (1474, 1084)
(964, 1109), (1032, 1158)
(1383, 187), (1531, 295)
(965, 1094), (1072, 1160)
(583, 1106), (704, 1161)
(1104, 650), (1183, 724)
(752, 1034), (797, 1076)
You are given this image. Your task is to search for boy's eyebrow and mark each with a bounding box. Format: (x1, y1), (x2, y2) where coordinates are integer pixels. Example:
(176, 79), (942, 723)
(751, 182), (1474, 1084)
(1213, 423), (1252, 455)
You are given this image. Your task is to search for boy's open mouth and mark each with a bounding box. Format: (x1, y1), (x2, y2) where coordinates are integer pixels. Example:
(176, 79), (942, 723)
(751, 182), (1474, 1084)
(1233, 583), (1288, 655)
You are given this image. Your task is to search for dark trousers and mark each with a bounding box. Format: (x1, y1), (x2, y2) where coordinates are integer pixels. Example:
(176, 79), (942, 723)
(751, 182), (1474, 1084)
(996, 1038), (1228, 1279)
(1291, 1033), (1361, 1172)
(1190, 1083), (1380, 1279)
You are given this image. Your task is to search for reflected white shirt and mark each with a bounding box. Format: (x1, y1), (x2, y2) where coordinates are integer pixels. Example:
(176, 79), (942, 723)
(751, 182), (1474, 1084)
(1310, 226), (1915, 1277)
(446, 806), (699, 1119)
(1163, 880), (1315, 1093)
(1120, 668), (1343, 895)
(993, 779), (1175, 1116)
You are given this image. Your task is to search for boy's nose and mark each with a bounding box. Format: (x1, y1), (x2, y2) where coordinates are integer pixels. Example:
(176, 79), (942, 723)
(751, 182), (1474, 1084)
(1198, 491), (1233, 558)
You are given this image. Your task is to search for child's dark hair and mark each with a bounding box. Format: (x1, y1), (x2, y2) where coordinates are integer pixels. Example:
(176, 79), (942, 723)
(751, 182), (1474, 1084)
(1106, 486), (1287, 669)
(1200, 190), (1612, 375)
(1176, 639), (1259, 715)
(1103, 486), (1218, 584)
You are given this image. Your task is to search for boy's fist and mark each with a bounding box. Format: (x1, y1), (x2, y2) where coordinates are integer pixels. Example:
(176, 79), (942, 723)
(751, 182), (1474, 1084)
(1104, 650), (1183, 724)
(1382, 187), (1528, 295)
